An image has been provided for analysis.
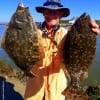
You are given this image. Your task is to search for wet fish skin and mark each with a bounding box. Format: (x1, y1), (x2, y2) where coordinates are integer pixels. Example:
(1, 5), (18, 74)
(1, 5), (42, 77)
(62, 13), (97, 98)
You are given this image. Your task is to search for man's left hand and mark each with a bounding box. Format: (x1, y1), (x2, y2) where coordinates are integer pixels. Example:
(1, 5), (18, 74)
(90, 20), (100, 34)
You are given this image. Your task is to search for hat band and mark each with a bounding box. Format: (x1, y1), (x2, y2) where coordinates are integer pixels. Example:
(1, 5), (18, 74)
(43, 1), (63, 7)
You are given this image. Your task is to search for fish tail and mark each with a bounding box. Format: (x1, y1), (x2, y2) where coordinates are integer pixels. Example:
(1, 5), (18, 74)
(62, 86), (89, 100)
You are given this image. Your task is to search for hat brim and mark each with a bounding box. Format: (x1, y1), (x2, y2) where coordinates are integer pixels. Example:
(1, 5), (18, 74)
(35, 6), (70, 17)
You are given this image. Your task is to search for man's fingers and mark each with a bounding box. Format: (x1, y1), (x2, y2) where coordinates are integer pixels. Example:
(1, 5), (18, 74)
(92, 28), (100, 34)
(90, 20), (99, 28)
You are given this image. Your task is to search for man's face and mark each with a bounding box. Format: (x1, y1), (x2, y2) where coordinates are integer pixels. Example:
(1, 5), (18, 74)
(43, 9), (63, 26)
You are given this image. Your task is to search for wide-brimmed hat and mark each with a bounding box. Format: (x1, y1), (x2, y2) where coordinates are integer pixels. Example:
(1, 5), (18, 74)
(35, 0), (70, 17)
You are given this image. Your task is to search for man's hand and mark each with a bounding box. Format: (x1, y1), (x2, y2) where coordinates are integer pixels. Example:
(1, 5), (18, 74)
(90, 20), (100, 34)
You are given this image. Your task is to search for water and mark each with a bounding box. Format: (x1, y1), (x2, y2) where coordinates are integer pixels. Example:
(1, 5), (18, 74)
(0, 25), (100, 85)
(0, 25), (5, 38)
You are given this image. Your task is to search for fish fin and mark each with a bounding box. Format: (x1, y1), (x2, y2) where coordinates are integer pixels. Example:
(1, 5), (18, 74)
(62, 87), (89, 100)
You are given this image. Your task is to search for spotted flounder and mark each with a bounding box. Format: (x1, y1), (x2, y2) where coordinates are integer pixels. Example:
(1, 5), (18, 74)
(61, 13), (97, 99)
(1, 3), (43, 77)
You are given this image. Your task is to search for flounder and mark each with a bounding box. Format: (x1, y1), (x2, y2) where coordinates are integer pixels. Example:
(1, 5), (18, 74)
(1, 3), (43, 77)
(60, 13), (97, 99)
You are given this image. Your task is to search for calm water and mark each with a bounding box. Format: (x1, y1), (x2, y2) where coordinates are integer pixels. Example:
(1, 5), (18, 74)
(0, 25), (6, 38)
(0, 25), (100, 84)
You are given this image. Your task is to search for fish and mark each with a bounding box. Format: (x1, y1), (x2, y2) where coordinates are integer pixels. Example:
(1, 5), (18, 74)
(60, 13), (97, 99)
(1, 3), (43, 77)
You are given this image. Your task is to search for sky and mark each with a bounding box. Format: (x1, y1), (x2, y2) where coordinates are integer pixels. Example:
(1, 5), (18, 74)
(0, 0), (100, 22)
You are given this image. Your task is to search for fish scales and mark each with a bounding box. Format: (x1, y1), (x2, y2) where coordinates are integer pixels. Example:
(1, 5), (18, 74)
(61, 13), (97, 99)
(1, 3), (43, 77)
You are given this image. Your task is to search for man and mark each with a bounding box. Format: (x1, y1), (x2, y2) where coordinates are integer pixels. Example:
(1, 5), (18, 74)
(24, 0), (99, 100)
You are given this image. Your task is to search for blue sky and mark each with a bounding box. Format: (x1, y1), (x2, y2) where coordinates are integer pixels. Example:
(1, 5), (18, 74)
(0, 0), (100, 22)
